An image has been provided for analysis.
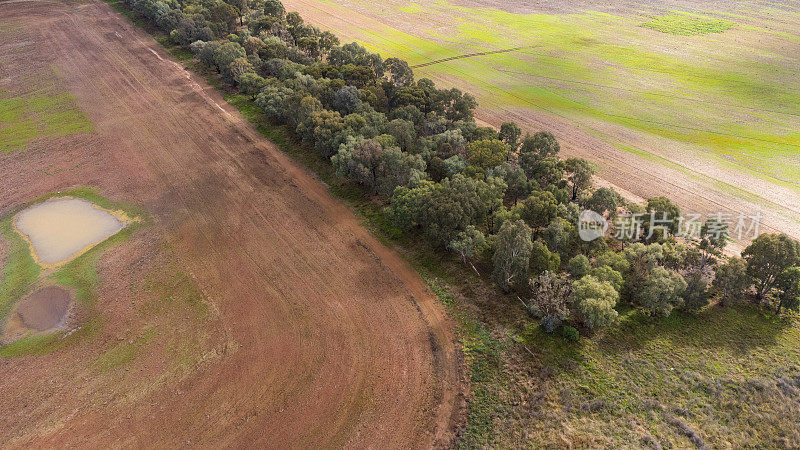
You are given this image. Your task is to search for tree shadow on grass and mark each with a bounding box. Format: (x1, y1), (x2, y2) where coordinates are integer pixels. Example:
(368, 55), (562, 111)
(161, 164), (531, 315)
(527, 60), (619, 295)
(598, 303), (796, 357)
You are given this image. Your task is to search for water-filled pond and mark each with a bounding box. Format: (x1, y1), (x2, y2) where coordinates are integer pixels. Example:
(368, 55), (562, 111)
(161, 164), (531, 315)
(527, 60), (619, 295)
(14, 197), (125, 266)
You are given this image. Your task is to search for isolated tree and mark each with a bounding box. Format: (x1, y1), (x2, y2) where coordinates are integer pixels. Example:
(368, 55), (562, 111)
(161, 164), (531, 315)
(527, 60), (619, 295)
(564, 158), (595, 201)
(448, 225), (486, 266)
(643, 196), (681, 241)
(493, 220), (532, 291)
(528, 270), (572, 333)
(238, 72), (267, 99)
(711, 257), (750, 306)
(742, 233), (800, 301)
(636, 267), (687, 317)
(573, 275), (619, 331)
(499, 121), (522, 151)
(775, 267), (800, 314)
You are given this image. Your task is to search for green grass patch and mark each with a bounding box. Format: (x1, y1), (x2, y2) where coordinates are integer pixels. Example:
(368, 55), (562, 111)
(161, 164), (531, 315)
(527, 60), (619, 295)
(141, 270), (208, 318)
(520, 304), (800, 446)
(0, 220), (40, 322)
(93, 327), (157, 372)
(642, 13), (735, 36)
(0, 91), (92, 152)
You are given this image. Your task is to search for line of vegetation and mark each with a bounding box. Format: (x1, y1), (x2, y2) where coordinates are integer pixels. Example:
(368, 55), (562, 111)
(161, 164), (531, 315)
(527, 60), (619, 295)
(112, 0), (800, 444)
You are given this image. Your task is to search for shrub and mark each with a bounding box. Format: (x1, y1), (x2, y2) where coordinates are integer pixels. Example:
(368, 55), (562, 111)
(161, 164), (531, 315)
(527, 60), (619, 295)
(567, 254), (590, 279)
(562, 326), (579, 342)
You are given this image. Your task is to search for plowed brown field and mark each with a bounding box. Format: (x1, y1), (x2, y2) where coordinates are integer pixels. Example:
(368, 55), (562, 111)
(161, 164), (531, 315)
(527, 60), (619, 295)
(0, 1), (461, 447)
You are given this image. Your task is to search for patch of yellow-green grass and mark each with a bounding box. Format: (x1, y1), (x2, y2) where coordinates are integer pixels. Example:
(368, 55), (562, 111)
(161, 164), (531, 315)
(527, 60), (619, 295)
(398, 3), (423, 14)
(642, 13), (735, 36)
(93, 327), (157, 373)
(0, 22), (22, 33)
(0, 91), (91, 153)
(140, 270), (208, 319)
(0, 187), (147, 357)
(0, 220), (41, 322)
(0, 120), (39, 152)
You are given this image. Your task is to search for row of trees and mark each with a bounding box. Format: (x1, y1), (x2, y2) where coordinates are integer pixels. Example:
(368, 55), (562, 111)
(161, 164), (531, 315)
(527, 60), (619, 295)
(126, 0), (800, 337)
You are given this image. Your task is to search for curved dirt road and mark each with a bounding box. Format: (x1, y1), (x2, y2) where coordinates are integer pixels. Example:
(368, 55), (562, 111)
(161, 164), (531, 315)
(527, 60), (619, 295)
(0, 1), (461, 447)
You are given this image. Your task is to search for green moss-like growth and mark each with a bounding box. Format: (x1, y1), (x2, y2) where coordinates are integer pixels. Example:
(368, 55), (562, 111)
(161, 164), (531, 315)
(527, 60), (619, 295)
(642, 14), (734, 36)
(0, 220), (41, 322)
(0, 91), (92, 153)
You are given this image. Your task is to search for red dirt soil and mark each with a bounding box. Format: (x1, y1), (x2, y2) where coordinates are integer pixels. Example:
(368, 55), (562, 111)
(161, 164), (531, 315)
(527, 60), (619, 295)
(0, 1), (461, 447)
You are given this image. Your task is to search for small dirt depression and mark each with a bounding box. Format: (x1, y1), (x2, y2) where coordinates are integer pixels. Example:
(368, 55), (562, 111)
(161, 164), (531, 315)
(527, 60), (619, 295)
(1, 286), (75, 344)
(15, 286), (73, 332)
(14, 197), (127, 267)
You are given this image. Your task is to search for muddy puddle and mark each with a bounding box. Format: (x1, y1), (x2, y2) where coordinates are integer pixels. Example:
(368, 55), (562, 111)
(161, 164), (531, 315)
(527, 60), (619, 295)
(14, 197), (127, 267)
(15, 286), (72, 331)
(1, 286), (74, 343)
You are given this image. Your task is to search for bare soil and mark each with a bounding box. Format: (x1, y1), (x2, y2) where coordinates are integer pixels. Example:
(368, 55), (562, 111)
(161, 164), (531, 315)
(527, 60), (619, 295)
(0, 1), (461, 447)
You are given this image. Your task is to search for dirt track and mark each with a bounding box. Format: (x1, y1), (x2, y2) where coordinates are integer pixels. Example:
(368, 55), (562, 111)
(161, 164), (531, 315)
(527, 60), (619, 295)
(0, 1), (460, 447)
